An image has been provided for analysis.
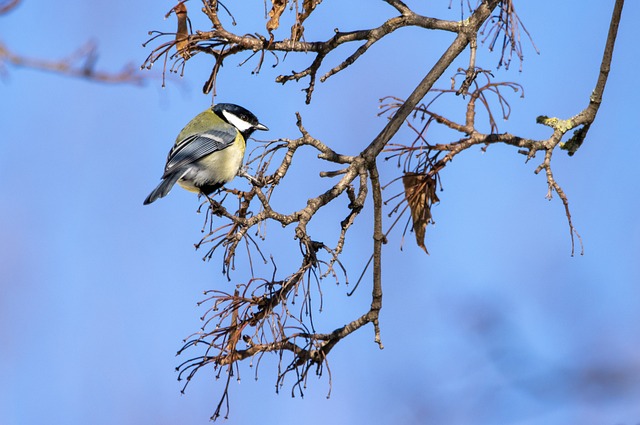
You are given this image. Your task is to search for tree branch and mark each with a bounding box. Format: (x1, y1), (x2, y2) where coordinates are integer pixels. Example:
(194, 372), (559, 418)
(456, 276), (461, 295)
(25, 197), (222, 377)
(0, 41), (145, 85)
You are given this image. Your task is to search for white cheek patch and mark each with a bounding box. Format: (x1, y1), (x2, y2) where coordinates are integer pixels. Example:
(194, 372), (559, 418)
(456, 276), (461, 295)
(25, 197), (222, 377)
(222, 110), (253, 132)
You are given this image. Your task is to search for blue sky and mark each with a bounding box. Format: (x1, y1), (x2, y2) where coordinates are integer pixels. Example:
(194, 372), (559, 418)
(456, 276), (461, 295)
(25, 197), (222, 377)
(1, 1), (639, 424)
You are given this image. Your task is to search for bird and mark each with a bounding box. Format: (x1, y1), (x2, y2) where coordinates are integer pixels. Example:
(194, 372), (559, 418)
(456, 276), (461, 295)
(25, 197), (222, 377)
(143, 103), (268, 205)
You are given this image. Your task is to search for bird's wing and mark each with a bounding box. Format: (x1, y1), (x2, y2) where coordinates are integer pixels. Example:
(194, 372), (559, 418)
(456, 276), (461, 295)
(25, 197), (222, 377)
(163, 126), (238, 175)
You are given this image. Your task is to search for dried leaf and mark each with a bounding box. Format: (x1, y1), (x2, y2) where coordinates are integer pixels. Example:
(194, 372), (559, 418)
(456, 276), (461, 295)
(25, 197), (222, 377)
(267, 0), (287, 35)
(291, 0), (323, 42)
(403, 172), (439, 254)
(174, 2), (191, 60)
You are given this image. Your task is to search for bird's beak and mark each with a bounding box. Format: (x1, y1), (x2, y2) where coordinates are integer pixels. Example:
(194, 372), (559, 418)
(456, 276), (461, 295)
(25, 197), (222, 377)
(255, 123), (269, 131)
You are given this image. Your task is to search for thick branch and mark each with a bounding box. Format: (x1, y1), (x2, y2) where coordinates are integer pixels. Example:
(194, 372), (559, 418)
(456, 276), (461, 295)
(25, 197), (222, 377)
(368, 160), (384, 348)
(585, 0), (623, 115)
(540, 0), (623, 155)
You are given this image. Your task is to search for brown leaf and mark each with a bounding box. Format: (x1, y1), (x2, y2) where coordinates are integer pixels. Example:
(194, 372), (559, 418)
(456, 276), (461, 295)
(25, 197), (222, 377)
(267, 0), (288, 35)
(174, 2), (191, 59)
(402, 172), (439, 254)
(291, 0), (323, 42)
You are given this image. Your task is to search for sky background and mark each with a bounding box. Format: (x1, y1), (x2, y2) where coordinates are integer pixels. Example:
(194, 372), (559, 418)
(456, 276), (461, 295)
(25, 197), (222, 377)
(1, 1), (639, 424)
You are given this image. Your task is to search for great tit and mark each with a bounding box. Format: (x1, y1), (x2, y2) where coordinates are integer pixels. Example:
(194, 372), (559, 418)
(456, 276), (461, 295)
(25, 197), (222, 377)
(144, 103), (268, 205)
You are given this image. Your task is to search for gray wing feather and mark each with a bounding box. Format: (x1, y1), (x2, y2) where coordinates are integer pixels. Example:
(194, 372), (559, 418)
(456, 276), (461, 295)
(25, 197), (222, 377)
(143, 170), (184, 205)
(163, 127), (237, 176)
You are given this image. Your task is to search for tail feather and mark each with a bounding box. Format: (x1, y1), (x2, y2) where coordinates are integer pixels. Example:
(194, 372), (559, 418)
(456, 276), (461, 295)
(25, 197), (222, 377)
(143, 172), (182, 205)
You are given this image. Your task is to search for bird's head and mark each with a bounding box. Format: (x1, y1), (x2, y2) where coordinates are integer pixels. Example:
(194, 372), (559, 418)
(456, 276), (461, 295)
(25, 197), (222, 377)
(213, 103), (268, 139)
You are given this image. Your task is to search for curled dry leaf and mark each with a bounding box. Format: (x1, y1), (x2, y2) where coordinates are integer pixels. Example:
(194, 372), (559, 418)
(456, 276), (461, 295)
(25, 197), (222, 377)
(174, 2), (191, 59)
(402, 172), (439, 254)
(291, 0), (323, 42)
(267, 0), (287, 36)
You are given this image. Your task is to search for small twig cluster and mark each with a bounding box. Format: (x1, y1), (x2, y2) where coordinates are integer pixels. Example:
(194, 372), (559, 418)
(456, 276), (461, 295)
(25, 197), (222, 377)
(380, 69), (589, 254)
(480, 0), (539, 71)
(142, 0), (468, 102)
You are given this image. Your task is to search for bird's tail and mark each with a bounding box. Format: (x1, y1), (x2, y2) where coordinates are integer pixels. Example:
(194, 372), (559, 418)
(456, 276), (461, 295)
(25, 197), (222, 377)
(143, 172), (182, 205)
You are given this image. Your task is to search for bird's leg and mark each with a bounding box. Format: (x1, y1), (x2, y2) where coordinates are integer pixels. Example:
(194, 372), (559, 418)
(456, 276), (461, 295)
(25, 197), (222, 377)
(201, 191), (222, 210)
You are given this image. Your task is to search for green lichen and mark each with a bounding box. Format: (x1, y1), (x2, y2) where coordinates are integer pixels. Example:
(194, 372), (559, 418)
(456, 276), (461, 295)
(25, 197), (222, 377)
(560, 124), (590, 156)
(536, 115), (573, 132)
